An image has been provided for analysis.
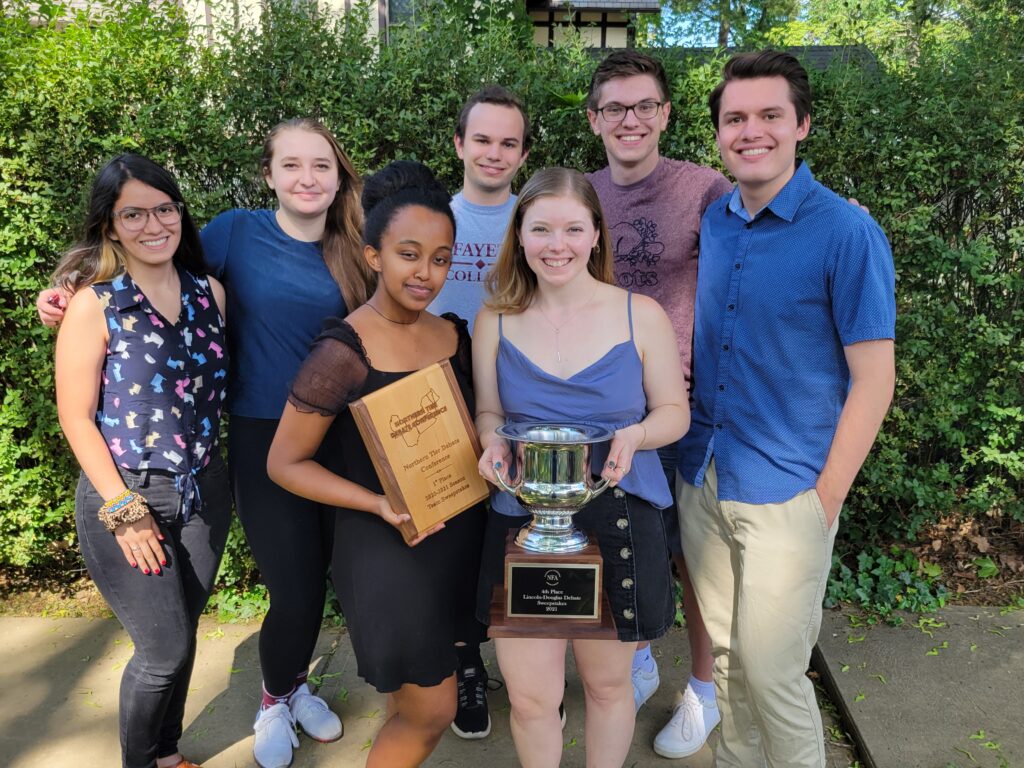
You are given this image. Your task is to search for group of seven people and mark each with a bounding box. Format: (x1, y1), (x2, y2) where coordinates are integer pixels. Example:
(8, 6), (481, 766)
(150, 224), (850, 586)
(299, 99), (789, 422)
(40, 48), (896, 768)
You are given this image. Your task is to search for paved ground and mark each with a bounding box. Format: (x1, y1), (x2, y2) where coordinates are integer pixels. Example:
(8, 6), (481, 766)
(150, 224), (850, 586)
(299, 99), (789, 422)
(12, 605), (1023, 767)
(814, 605), (1024, 768)
(0, 615), (865, 767)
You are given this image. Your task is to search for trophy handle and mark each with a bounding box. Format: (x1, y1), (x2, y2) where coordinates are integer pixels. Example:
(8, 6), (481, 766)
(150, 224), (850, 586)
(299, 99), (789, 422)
(493, 467), (522, 496)
(584, 476), (612, 503)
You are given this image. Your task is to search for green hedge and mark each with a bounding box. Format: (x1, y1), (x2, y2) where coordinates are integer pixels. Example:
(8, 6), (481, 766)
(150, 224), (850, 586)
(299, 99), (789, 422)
(2, 0), (1020, 598)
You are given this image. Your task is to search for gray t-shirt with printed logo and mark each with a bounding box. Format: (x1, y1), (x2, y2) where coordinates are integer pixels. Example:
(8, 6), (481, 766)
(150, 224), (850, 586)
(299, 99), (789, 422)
(428, 192), (517, 333)
(588, 157), (732, 389)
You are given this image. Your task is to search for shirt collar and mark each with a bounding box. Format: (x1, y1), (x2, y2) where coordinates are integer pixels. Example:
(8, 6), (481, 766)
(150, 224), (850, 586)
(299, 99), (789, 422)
(726, 160), (814, 224)
(110, 273), (146, 313)
(109, 264), (191, 313)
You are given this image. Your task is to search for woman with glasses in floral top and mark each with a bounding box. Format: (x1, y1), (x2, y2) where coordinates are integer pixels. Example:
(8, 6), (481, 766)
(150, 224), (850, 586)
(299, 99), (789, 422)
(54, 153), (230, 768)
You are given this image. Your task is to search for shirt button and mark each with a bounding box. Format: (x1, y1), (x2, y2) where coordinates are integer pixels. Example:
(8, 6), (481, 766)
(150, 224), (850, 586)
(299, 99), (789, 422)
(722, 344), (730, 351)
(622, 608), (635, 620)
(734, 263), (741, 269)
(616, 517), (629, 530)
(619, 547), (632, 560)
(728, 304), (735, 310)
(621, 578), (634, 589)
(613, 488), (625, 499)
(718, 384), (725, 391)
(715, 424), (723, 430)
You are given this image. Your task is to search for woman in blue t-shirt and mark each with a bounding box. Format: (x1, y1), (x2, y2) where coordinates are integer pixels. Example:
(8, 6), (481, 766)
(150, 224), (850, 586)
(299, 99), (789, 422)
(39, 120), (371, 768)
(198, 120), (369, 768)
(54, 153), (230, 768)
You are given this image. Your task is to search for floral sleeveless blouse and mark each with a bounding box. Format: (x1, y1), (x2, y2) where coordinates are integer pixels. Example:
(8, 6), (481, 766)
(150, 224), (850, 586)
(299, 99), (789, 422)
(91, 267), (227, 517)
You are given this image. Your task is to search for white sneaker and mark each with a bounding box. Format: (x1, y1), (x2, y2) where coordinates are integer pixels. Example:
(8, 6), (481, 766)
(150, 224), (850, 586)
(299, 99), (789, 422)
(290, 683), (344, 742)
(632, 662), (660, 712)
(653, 684), (721, 759)
(253, 702), (299, 768)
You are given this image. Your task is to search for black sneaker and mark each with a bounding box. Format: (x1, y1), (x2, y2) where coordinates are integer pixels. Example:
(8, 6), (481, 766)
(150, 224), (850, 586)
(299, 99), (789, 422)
(451, 664), (491, 739)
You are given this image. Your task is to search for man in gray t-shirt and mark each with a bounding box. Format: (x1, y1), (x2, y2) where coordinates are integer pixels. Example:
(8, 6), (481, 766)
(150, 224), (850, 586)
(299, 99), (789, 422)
(586, 50), (731, 761)
(428, 86), (530, 333)
(430, 86), (531, 740)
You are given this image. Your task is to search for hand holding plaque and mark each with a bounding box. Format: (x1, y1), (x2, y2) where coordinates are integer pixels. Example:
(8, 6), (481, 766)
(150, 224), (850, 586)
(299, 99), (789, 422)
(350, 360), (489, 545)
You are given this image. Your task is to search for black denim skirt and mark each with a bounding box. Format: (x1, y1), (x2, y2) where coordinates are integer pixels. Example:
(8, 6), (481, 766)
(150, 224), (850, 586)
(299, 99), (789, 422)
(476, 487), (674, 642)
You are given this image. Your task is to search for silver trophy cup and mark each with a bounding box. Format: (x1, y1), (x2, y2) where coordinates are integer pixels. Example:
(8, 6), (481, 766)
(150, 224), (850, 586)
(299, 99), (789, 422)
(494, 423), (614, 553)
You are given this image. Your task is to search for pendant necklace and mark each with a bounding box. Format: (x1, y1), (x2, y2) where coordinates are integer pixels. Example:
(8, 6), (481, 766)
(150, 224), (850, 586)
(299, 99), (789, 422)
(366, 301), (420, 325)
(535, 285), (599, 363)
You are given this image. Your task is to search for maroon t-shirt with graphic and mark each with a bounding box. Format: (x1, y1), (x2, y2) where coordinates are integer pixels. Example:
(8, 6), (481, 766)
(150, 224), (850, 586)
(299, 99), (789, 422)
(588, 157), (732, 390)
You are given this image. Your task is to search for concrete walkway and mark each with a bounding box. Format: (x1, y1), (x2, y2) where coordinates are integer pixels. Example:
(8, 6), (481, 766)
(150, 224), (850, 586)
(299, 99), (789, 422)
(814, 605), (1023, 768)
(2, 605), (1019, 767)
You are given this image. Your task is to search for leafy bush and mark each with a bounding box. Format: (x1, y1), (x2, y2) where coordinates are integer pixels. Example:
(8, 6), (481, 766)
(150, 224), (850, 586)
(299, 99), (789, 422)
(825, 546), (949, 623)
(1, 0), (1020, 616)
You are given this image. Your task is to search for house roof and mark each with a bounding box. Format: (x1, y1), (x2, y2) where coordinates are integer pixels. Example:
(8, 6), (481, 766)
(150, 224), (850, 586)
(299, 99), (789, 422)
(528, 1), (662, 12)
(630, 45), (878, 72)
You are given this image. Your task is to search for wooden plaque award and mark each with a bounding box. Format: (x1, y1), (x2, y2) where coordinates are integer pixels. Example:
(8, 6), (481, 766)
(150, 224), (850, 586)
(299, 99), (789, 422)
(350, 360), (489, 545)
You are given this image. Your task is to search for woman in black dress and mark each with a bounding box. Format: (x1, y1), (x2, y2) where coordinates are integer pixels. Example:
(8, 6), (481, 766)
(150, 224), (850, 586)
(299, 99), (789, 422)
(267, 160), (485, 767)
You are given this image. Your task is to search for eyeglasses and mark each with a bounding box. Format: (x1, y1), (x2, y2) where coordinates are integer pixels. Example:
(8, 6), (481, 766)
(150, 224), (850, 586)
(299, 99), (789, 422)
(113, 202), (184, 231)
(595, 100), (664, 123)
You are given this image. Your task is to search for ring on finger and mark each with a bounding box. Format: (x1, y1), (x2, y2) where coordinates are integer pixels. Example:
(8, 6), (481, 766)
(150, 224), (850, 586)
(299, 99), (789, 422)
(130, 546), (141, 552)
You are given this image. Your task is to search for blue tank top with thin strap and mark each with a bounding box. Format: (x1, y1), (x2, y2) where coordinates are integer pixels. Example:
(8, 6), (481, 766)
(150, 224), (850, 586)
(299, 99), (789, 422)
(492, 291), (671, 516)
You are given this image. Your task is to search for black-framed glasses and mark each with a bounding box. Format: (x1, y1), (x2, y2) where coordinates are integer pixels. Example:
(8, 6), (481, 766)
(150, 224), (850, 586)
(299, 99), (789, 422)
(595, 100), (664, 123)
(113, 202), (184, 231)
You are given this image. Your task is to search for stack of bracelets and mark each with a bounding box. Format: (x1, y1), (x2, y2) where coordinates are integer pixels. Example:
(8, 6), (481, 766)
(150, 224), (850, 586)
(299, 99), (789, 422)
(98, 488), (150, 532)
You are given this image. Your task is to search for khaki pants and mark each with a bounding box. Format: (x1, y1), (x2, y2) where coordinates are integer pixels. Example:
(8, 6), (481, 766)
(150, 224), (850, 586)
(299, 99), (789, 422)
(677, 460), (839, 768)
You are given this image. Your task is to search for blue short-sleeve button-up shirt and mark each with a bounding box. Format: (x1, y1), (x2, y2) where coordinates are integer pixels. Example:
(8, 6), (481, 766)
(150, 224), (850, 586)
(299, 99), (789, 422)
(678, 161), (896, 504)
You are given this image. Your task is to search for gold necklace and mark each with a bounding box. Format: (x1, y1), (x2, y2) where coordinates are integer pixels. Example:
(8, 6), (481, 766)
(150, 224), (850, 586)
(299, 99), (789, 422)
(366, 301), (420, 325)
(535, 285), (599, 363)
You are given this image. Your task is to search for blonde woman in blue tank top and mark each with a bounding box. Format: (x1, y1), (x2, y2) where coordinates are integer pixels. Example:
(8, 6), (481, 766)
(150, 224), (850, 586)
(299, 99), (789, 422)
(473, 167), (690, 767)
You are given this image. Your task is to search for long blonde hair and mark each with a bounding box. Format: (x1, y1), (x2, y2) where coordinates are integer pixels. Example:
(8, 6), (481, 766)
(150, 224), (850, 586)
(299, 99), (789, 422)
(485, 167), (614, 314)
(261, 118), (372, 310)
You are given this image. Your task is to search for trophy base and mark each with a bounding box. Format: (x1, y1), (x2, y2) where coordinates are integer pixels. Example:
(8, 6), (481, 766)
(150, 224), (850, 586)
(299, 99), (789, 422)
(487, 531), (618, 640)
(514, 513), (590, 554)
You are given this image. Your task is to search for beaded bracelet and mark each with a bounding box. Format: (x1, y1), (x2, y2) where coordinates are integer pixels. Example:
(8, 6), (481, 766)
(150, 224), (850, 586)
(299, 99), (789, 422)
(98, 489), (150, 532)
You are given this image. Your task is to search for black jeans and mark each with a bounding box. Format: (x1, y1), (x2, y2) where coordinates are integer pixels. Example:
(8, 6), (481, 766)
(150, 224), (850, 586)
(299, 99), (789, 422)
(228, 416), (335, 696)
(76, 457), (231, 768)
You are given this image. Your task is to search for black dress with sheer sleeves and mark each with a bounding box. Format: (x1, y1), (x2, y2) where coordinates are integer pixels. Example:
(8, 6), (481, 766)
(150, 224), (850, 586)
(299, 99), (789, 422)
(288, 313), (486, 693)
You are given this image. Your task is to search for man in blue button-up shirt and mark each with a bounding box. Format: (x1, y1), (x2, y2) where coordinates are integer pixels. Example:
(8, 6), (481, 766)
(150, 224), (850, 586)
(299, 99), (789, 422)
(676, 51), (896, 768)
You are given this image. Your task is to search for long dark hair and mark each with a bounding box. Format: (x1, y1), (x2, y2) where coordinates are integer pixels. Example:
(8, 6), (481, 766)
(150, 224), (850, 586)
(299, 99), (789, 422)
(51, 153), (206, 291)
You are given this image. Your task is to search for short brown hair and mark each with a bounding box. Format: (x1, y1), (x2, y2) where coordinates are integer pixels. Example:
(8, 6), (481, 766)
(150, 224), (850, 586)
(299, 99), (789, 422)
(455, 85), (533, 152)
(485, 168), (615, 314)
(587, 50), (671, 111)
(708, 50), (812, 131)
